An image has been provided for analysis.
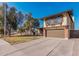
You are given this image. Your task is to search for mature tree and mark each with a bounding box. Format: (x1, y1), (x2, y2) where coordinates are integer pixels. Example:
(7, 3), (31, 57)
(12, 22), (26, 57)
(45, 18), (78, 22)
(6, 7), (17, 36)
(24, 13), (39, 35)
(23, 13), (34, 35)
(0, 6), (4, 36)
(16, 11), (24, 28)
(33, 18), (39, 28)
(0, 15), (4, 35)
(24, 20), (30, 30)
(32, 18), (39, 35)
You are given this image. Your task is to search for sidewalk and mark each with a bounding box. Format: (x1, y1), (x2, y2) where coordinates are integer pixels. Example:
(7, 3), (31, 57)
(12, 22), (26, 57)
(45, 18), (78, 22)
(0, 39), (24, 56)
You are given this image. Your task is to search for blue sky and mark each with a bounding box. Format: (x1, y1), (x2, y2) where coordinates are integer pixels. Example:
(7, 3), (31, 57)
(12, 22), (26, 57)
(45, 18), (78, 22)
(7, 2), (79, 29)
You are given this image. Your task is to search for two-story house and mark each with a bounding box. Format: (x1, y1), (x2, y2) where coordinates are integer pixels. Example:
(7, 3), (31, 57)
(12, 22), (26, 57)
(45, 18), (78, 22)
(41, 10), (74, 39)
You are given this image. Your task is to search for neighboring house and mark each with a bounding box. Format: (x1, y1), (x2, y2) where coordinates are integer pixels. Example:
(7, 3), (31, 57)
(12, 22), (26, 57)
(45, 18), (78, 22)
(41, 10), (74, 39)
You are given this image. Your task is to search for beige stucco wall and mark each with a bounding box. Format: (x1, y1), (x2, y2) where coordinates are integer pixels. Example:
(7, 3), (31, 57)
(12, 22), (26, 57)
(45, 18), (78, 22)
(72, 16), (74, 22)
(44, 20), (46, 27)
(62, 13), (68, 26)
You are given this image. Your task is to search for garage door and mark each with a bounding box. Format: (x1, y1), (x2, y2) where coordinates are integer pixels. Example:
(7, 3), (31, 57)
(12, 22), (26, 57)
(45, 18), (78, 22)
(46, 29), (65, 38)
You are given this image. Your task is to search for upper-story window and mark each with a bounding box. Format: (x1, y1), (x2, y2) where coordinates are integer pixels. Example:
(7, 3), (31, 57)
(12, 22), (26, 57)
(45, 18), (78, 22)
(46, 17), (62, 26)
(54, 17), (62, 24)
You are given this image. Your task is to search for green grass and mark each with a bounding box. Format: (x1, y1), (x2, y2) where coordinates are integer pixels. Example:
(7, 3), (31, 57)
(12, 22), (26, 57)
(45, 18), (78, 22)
(5, 36), (41, 45)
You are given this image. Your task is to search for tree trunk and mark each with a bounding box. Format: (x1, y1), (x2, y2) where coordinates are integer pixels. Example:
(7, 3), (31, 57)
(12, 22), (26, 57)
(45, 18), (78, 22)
(8, 27), (11, 36)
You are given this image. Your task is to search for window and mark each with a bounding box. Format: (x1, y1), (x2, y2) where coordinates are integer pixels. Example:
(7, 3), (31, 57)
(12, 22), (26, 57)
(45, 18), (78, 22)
(46, 19), (51, 26)
(54, 17), (62, 24)
(46, 17), (62, 26)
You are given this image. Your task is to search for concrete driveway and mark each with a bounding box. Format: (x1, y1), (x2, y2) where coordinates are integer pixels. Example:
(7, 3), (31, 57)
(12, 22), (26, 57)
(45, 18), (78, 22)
(0, 38), (79, 56)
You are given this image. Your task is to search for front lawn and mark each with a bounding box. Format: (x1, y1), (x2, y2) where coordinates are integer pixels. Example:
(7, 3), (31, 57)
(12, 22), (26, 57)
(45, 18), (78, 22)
(4, 35), (42, 45)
